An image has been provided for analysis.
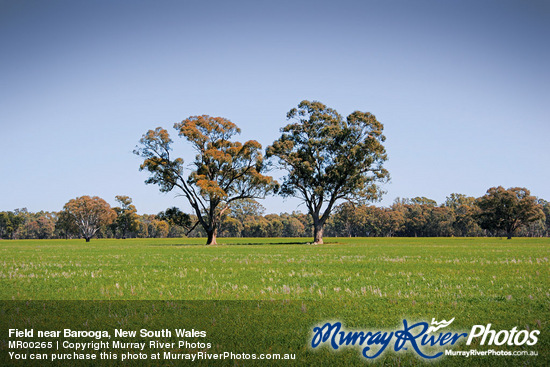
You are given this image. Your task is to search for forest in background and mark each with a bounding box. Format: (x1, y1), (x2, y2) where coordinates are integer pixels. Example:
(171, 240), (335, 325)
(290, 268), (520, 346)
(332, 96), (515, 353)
(1, 189), (549, 241)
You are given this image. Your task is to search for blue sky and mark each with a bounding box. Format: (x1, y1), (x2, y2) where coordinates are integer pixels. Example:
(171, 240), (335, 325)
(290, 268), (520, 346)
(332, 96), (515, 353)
(1, 0), (548, 214)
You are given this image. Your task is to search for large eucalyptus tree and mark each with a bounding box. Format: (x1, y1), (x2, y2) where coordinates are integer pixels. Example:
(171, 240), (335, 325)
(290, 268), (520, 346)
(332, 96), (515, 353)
(267, 100), (389, 244)
(135, 115), (277, 245)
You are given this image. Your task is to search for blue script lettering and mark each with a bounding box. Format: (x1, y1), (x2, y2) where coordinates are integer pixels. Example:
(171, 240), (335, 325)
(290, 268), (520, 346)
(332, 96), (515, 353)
(310, 319), (468, 360)
(311, 322), (393, 359)
(422, 331), (467, 346)
(362, 331), (394, 359)
(311, 322), (341, 349)
(394, 320), (442, 359)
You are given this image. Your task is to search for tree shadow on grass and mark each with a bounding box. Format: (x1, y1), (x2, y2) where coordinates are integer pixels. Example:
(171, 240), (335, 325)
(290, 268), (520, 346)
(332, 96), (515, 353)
(149, 240), (342, 246)
(220, 241), (312, 246)
(152, 241), (310, 247)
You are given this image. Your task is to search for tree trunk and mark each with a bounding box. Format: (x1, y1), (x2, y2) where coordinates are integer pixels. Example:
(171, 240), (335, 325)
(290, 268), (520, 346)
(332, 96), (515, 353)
(313, 224), (324, 245)
(206, 228), (217, 245)
(85, 237), (90, 242)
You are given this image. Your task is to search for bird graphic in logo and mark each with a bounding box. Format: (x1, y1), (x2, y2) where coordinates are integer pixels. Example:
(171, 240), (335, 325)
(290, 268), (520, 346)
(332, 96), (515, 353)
(426, 318), (455, 333)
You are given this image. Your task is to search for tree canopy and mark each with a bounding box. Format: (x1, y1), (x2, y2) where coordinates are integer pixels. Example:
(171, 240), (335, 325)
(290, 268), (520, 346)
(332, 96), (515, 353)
(111, 195), (139, 239)
(266, 100), (389, 244)
(157, 207), (194, 235)
(61, 196), (116, 242)
(476, 186), (545, 239)
(134, 115), (277, 244)
(0, 211), (24, 239)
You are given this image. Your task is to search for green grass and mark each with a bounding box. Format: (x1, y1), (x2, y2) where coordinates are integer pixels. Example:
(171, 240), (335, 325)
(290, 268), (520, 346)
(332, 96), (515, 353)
(1, 237), (548, 302)
(0, 237), (548, 366)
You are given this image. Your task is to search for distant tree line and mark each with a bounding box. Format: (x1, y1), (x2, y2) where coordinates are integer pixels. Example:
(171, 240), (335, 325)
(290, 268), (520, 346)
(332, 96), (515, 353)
(0, 187), (548, 241)
(327, 190), (548, 239)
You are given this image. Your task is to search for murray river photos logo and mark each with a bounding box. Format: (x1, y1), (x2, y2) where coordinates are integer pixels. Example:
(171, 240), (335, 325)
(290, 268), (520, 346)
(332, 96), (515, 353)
(310, 318), (540, 360)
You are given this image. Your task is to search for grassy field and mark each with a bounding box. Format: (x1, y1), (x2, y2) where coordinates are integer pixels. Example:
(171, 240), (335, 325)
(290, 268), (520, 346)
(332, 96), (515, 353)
(1, 237), (548, 301)
(0, 237), (548, 366)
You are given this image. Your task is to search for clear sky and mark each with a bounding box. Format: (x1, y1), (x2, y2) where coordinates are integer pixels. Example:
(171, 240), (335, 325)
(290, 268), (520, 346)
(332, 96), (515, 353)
(1, 0), (548, 215)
